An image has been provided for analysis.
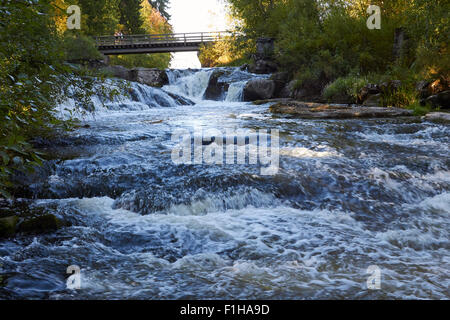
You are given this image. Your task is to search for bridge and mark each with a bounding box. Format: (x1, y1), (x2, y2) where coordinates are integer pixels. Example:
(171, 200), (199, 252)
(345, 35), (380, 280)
(94, 32), (232, 55)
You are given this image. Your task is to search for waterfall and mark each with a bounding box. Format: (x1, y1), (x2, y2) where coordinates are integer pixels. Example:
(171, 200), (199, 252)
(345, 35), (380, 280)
(225, 81), (247, 102)
(57, 67), (270, 118)
(57, 78), (194, 117)
(164, 69), (214, 100)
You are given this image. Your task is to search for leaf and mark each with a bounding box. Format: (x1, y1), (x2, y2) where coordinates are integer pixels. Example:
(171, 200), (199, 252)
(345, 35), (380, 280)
(0, 188), (11, 199)
(0, 151), (9, 165)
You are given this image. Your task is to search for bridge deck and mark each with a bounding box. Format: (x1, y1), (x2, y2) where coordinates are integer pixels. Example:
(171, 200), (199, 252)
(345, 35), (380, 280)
(95, 32), (231, 55)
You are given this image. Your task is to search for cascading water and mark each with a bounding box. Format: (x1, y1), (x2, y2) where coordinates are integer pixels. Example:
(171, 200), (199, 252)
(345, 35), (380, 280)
(225, 81), (247, 102)
(0, 68), (449, 300)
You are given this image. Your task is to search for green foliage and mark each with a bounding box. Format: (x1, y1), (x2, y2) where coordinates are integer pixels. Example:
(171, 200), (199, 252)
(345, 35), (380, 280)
(323, 76), (369, 103)
(407, 101), (432, 116)
(63, 32), (103, 61)
(381, 85), (419, 109)
(0, 0), (66, 198)
(148, 0), (170, 21)
(110, 0), (172, 69)
(227, 0), (449, 97)
(0, 0), (117, 198)
(75, 0), (120, 36)
(110, 54), (171, 70)
(119, 0), (145, 34)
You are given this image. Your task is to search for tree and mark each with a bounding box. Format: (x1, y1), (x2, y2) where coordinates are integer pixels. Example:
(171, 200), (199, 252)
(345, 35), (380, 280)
(119, 0), (145, 34)
(76, 0), (120, 36)
(110, 0), (173, 69)
(148, 0), (170, 21)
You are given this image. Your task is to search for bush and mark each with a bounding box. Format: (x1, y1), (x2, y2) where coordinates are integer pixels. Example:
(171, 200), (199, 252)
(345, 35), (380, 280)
(63, 33), (103, 61)
(381, 86), (419, 108)
(323, 76), (369, 103)
(110, 53), (171, 70)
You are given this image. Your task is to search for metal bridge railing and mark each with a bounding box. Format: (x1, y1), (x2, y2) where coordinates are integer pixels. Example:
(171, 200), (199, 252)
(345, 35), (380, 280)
(94, 32), (234, 47)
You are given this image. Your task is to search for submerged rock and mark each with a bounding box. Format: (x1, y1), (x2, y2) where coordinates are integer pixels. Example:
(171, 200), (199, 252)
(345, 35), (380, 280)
(269, 101), (413, 119)
(243, 79), (276, 101)
(18, 214), (62, 234)
(0, 216), (19, 238)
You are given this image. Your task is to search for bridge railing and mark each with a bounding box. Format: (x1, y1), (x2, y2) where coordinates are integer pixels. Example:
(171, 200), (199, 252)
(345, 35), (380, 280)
(94, 32), (234, 47)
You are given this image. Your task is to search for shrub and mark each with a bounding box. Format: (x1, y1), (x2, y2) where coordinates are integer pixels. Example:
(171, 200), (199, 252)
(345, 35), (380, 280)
(323, 76), (369, 103)
(63, 33), (103, 61)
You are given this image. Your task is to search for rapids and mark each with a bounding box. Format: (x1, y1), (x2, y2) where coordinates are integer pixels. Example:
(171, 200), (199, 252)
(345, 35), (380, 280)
(0, 68), (448, 299)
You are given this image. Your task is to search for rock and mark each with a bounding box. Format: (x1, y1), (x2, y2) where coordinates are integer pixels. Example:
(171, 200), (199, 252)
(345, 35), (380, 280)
(326, 88), (355, 104)
(240, 64), (249, 71)
(423, 112), (450, 122)
(163, 91), (195, 106)
(18, 214), (62, 234)
(269, 101), (413, 119)
(362, 93), (383, 107)
(279, 80), (297, 99)
(101, 65), (132, 81)
(416, 80), (432, 98)
(203, 70), (229, 100)
(248, 59), (278, 74)
(243, 79), (276, 101)
(0, 216), (18, 238)
(270, 72), (290, 98)
(424, 90), (450, 109)
(256, 38), (275, 59)
(358, 84), (380, 103)
(294, 71), (329, 101)
(379, 80), (402, 94)
(129, 68), (169, 87)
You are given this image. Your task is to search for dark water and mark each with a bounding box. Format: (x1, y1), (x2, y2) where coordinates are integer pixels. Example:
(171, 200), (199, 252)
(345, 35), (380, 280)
(0, 68), (449, 299)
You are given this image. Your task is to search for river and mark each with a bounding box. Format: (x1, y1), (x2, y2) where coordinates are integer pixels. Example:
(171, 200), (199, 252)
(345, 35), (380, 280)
(0, 68), (448, 299)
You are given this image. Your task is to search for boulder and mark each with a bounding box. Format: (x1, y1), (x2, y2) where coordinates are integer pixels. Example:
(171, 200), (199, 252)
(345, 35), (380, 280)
(416, 80), (432, 98)
(163, 91), (195, 106)
(423, 112), (450, 122)
(358, 84), (380, 103)
(240, 64), (250, 71)
(279, 80), (297, 99)
(379, 80), (402, 94)
(424, 90), (450, 109)
(270, 72), (290, 98)
(248, 59), (278, 74)
(129, 68), (169, 87)
(362, 93), (383, 108)
(269, 101), (413, 119)
(243, 79), (276, 101)
(0, 216), (18, 238)
(18, 214), (62, 234)
(102, 65), (132, 81)
(203, 70), (230, 100)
